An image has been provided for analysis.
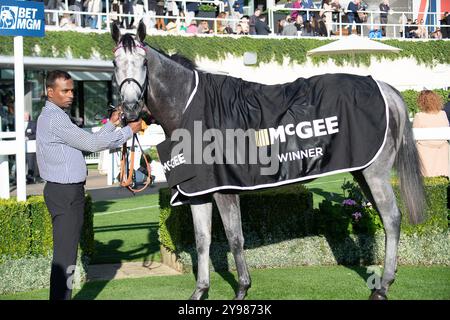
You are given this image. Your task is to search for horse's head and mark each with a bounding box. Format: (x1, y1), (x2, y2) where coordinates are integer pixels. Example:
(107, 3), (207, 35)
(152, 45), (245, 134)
(111, 20), (148, 122)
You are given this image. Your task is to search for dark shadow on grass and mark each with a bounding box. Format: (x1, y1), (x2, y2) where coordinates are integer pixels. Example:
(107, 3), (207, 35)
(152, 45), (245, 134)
(308, 188), (347, 205)
(74, 222), (160, 300)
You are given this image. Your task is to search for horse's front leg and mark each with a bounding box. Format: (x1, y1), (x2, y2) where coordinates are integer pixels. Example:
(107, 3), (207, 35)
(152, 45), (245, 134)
(213, 193), (251, 300)
(189, 197), (213, 300)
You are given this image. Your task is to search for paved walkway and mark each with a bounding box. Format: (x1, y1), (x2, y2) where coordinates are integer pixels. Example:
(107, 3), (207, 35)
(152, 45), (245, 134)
(87, 262), (181, 281)
(10, 169), (168, 201)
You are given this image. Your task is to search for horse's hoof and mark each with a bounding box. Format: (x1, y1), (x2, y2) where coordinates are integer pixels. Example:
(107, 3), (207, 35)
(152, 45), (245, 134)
(233, 292), (247, 300)
(369, 290), (388, 300)
(189, 288), (209, 300)
(233, 285), (250, 300)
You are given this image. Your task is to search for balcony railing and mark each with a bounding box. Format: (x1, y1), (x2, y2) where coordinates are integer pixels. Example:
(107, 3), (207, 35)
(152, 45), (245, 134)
(42, 2), (449, 40)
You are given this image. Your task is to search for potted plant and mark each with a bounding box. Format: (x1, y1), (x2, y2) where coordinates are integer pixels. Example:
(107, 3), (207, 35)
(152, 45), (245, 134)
(197, 4), (217, 29)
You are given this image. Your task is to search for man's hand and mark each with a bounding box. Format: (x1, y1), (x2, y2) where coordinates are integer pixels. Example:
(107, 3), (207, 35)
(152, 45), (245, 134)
(128, 119), (143, 134)
(109, 110), (122, 126)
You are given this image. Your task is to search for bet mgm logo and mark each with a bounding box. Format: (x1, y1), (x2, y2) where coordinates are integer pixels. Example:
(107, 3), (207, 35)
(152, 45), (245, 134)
(0, 5), (18, 30)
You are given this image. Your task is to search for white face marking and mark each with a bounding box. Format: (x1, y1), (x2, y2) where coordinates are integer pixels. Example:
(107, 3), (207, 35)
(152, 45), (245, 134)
(113, 42), (148, 109)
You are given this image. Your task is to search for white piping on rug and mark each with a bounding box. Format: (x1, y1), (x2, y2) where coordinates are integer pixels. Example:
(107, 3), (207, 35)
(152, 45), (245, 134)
(183, 70), (199, 113)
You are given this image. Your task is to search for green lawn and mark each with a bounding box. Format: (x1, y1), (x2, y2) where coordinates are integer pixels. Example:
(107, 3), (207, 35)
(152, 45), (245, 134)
(1, 266), (449, 300)
(90, 175), (352, 265)
(4, 173), (448, 300)
(303, 173), (352, 207)
(91, 193), (160, 264)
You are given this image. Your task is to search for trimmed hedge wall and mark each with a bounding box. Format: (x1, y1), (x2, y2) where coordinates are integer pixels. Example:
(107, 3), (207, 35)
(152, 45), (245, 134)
(0, 33), (449, 67)
(159, 184), (313, 252)
(315, 177), (449, 239)
(0, 195), (94, 294)
(159, 177), (449, 270)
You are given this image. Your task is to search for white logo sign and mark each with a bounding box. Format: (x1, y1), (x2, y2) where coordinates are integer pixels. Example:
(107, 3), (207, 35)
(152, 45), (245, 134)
(0, 5), (40, 30)
(0, 5), (18, 29)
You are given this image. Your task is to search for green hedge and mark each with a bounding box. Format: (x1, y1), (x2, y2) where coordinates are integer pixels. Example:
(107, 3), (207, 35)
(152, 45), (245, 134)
(0, 195), (94, 294)
(159, 184), (313, 251)
(315, 177), (449, 239)
(160, 177), (449, 270)
(176, 232), (450, 272)
(0, 33), (449, 67)
(0, 195), (94, 261)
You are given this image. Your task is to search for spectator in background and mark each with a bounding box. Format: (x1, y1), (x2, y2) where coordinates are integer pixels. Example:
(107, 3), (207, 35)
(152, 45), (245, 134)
(5, 98), (14, 132)
(198, 20), (212, 34)
(440, 12), (449, 39)
(234, 23), (244, 35)
(110, 0), (123, 26)
(443, 93), (450, 123)
(24, 112), (41, 184)
(413, 90), (449, 177)
(186, 19), (198, 34)
(255, 15), (271, 35)
(154, 0), (166, 30)
(346, 0), (361, 35)
(249, 8), (261, 35)
(320, 0), (332, 36)
(84, 0), (102, 29)
(290, 0), (302, 21)
(0, 96), (9, 132)
(369, 25), (382, 38)
(233, 0), (244, 16)
(301, 0), (315, 21)
(282, 17), (298, 36)
(379, 0), (390, 36)
(240, 15), (250, 34)
(294, 14), (304, 35)
(122, 0), (134, 29)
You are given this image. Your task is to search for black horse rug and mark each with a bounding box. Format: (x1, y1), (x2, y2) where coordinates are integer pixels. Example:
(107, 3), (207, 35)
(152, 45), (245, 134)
(157, 72), (388, 206)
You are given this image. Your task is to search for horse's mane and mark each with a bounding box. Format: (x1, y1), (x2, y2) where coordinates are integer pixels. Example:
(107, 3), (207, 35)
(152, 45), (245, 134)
(119, 33), (197, 70)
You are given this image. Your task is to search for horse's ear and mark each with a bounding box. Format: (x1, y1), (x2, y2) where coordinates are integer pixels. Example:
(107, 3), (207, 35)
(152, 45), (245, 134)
(111, 22), (121, 44)
(137, 19), (146, 43)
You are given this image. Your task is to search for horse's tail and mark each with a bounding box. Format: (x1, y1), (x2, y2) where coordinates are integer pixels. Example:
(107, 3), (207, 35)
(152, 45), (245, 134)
(393, 87), (426, 225)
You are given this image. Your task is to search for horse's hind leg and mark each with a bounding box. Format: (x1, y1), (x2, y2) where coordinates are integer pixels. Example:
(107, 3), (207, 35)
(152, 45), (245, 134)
(213, 193), (251, 300)
(357, 159), (401, 300)
(189, 197), (213, 300)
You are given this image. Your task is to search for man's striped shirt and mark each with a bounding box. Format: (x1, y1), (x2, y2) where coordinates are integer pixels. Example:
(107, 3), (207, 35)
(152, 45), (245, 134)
(36, 100), (132, 184)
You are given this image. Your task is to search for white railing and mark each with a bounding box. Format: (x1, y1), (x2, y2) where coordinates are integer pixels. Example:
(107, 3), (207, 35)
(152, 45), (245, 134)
(41, 4), (449, 39)
(1, 126), (450, 199)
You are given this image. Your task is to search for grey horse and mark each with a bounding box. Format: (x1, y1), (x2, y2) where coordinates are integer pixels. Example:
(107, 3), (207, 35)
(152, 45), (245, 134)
(111, 21), (425, 300)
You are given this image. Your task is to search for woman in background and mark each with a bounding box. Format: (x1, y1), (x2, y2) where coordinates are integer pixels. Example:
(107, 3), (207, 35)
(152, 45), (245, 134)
(413, 90), (449, 177)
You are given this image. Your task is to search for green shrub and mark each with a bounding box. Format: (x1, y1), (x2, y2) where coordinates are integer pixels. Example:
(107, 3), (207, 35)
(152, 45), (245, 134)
(159, 184), (313, 251)
(393, 176), (449, 235)
(27, 197), (53, 257)
(314, 177), (449, 239)
(198, 4), (217, 12)
(176, 231), (450, 272)
(0, 200), (30, 260)
(0, 195), (94, 294)
(1, 33), (449, 68)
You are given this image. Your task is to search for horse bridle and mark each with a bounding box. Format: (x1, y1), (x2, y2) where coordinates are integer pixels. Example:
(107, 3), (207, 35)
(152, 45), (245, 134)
(114, 42), (152, 193)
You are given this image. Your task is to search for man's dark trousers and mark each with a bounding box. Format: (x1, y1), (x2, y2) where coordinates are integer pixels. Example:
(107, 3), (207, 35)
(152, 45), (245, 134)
(44, 182), (85, 300)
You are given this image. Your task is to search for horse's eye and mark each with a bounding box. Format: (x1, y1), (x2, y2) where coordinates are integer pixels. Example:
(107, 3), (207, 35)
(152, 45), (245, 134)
(143, 59), (148, 67)
(113, 60), (117, 67)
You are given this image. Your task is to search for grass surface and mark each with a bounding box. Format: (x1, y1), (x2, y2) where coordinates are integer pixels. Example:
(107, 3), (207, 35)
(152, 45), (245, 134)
(4, 173), (447, 300)
(90, 194), (160, 264)
(1, 266), (449, 300)
(303, 173), (352, 207)
(90, 174), (351, 265)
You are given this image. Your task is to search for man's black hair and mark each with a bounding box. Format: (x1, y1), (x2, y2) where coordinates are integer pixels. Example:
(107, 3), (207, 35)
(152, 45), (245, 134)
(46, 70), (72, 89)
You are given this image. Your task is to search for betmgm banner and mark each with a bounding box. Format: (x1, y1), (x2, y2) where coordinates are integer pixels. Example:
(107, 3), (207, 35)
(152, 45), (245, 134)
(0, 0), (44, 37)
